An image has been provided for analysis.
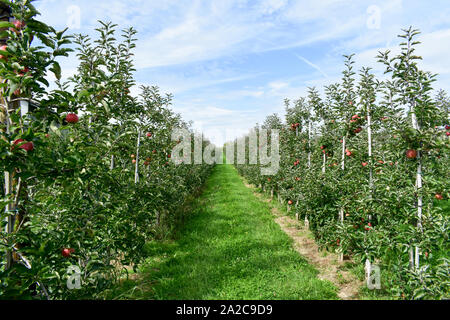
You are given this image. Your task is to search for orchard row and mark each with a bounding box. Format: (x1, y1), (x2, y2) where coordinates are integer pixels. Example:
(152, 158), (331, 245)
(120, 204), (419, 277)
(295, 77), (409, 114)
(0, 1), (213, 299)
(235, 28), (449, 299)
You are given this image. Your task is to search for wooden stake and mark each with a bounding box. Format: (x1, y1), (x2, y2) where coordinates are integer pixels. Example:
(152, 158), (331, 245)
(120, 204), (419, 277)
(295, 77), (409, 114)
(338, 135), (346, 262)
(365, 93), (374, 283)
(2, 96), (17, 269)
(307, 121), (311, 169)
(322, 153), (326, 174)
(411, 112), (422, 269)
(134, 130), (141, 184)
(110, 154), (114, 170)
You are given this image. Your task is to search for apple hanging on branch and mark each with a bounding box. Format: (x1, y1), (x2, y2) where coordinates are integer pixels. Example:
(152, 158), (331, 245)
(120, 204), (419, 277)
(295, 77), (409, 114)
(61, 248), (75, 258)
(406, 149), (417, 159)
(13, 139), (34, 152)
(0, 45), (8, 60)
(66, 113), (79, 124)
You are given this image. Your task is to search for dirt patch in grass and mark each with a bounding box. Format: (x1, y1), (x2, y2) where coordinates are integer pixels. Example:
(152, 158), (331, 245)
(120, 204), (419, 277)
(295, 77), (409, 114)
(242, 178), (363, 300)
(272, 212), (362, 300)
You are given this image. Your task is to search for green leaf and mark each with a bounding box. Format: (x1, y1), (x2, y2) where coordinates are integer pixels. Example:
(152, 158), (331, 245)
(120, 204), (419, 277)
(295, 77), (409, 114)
(0, 21), (14, 29)
(50, 61), (61, 80)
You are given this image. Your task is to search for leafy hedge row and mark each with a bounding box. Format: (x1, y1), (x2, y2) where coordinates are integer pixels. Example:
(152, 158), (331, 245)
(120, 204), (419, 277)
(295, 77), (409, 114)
(235, 28), (449, 299)
(0, 1), (212, 299)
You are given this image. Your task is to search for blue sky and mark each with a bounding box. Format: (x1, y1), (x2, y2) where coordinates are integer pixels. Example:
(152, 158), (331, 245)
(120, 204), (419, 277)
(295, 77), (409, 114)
(35, 0), (450, 145)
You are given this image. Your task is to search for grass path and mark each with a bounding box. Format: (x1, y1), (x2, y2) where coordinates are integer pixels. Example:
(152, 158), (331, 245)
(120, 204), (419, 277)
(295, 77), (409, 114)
(117, 164), (338, 300)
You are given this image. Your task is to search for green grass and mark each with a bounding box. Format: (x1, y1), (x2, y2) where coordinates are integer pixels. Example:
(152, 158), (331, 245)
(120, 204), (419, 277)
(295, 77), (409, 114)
(114, 164), (338, 300)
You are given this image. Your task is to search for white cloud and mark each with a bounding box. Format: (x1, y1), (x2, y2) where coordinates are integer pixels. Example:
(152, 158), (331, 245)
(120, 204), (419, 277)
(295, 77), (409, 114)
(259, 0), (287, 15)
(32, 0), (450, 144)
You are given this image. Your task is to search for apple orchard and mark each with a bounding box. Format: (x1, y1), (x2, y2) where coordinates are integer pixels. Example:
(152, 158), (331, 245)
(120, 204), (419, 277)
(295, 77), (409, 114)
(0, 1), (449, 300)
(0, 1), (213, 299)
(235, 41), (449, 298)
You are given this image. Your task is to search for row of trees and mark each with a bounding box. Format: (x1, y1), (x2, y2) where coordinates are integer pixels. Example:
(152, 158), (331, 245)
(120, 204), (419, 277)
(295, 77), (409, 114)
(0, 1), (212, 299)
(235, 28), (449, 299)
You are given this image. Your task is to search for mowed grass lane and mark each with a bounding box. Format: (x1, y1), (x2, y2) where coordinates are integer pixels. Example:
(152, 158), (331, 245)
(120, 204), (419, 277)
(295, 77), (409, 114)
(120, 164), (338, 300)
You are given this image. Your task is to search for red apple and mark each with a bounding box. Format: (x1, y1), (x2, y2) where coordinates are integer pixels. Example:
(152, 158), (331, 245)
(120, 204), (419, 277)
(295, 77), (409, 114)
(13, 138), (24, 146)
(362, 162), (368, 167)
(354, 127), (362, 134)
(445, 125), (450, 130)
(146, 132), (152, 138)
(18, 67), (30, 76)
(61, 248), (72, 258)
(288, 200), (293, 205)
(345, 149), (352, 157)
(66, 113), (79, 124)
(435, 194), (443, 200)
(446, 132), (450, 137)
(0, 45), (7, 60)
(131, 154), (135, 159)
(406, 149), (417, 159)
(167, 154), (171, 158)
(351, 114), (359, 120)
(132, 159), (136, 164)
(144, 161), (149, 166)
(378, 160), (384, 164)
(13, 139), (34, 152)
(13, 20), (25, 30)
(152, 150), (156, 154)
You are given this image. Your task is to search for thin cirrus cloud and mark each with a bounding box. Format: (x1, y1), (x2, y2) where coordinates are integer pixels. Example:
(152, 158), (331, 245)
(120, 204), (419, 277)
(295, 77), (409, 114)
(34, 0), (450, 145)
